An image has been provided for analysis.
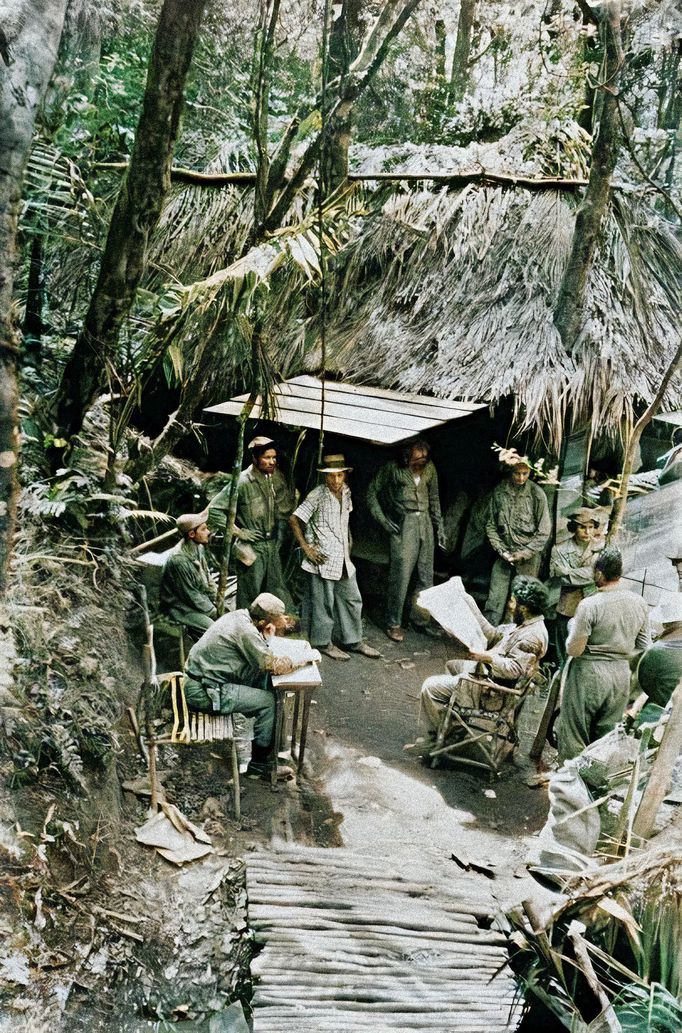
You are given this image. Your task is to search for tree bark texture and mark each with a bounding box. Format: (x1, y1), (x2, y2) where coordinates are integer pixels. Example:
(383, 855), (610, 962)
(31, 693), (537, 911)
(449, 0), (476, 103)
(553, 1), (623, 355)
(324, 0), (364, 189)
(52, 0), (207, 446)
(607, 337), (682, 544)
(0, 0), (69, 595)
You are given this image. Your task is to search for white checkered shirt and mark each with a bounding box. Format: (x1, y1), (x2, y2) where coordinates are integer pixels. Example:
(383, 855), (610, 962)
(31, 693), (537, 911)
(293, 483), (355, 581)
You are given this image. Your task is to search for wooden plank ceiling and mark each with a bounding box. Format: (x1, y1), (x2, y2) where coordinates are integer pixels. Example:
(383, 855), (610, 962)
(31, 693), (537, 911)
(204, 376), (485, 445)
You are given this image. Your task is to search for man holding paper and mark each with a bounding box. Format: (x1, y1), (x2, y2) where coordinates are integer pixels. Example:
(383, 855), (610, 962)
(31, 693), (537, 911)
(419, 576), (549, 737)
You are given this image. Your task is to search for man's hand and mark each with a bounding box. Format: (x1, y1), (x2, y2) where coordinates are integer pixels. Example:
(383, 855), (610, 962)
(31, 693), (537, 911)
(237, 528), (260, 543)
(437, 527), (448, 551)
(383, 518), (400, 536)
(271, 656), (295, 676)
(468, 649), (494, 664)
(304, 543), (326, 564)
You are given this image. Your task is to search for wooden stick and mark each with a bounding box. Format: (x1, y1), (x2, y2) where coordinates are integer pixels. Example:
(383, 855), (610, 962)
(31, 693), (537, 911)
(632, 681), (682, 841)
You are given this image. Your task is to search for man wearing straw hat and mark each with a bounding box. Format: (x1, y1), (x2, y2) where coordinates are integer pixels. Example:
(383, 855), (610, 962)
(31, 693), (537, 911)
(159, 510), (217, 639)
(484, 456), (551, 625)
(209, 436), (294, 611)
(290, 455), (382, 661)
(548, 507), (603, 663)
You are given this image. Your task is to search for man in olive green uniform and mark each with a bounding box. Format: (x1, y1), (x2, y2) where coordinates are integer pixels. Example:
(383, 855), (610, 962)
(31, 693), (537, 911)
(548, 507), (603, 663)
(210, 437), (294, 611)
(485, 458), (551, 625)
(558, 547), (650, 762)
(183, 593), (303, 780)
(367, 438), (445, 642)
(159, 510), (217, 639)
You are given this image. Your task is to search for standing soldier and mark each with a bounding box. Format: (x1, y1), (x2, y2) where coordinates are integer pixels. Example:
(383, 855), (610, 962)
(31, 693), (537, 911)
(159, 511), (217, 639)
(210, 436), (294, 610)
(558, 547), (650, 762)
(367, 438), (445, 642)
(548, 507), (603, 663)
(289, 454), (381, 661)
(484, 457), (551, 625)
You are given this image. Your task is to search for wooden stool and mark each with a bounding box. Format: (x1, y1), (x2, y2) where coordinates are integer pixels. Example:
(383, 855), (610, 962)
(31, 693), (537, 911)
(155, 671), (241, 819)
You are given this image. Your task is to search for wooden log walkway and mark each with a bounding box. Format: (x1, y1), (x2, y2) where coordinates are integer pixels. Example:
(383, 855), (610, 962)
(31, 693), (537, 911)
(246, 846), (518, 1032)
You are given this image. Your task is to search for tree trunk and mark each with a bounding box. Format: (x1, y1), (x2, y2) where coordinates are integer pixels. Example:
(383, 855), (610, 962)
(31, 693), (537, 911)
(324, 0), (364, 190)
(449, 0), (476, 103)
(51, 0), (207, 448)
(553, 1), (623, 355)
(23, 234), (45, 359)
(0, 0), (69, 596)
(607, 337), (682, 544)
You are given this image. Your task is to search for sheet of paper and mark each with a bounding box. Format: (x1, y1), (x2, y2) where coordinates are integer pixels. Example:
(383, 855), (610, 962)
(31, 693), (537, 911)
(268, 637), (322, 664)
(416, 577), (487, 652)
(272, 664), (323, 688)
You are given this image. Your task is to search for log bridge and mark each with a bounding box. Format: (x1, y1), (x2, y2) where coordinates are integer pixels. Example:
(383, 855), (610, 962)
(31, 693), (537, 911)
(246, 846), (517, 1031)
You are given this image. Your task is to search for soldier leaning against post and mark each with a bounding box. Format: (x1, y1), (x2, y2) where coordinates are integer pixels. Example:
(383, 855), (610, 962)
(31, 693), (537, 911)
(158, 510), (217, 639)
(547, 507), (603, 664)
(484, 456), (551, 625)
(367, 437), (445, 643)
(209, 436), (294, 611)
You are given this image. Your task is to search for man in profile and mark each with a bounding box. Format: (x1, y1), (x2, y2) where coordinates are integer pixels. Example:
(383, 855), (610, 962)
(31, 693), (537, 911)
(159, 510), (216, 640)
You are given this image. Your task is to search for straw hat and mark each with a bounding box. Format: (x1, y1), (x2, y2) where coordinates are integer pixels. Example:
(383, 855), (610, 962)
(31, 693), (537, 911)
(318, 454), (353, 473)
(248, 436), (275, 450)
(176, 509), (209, 535)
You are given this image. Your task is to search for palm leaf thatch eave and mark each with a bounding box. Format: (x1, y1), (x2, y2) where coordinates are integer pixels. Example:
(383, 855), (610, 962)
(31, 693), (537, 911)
(318, 185), (682, 447)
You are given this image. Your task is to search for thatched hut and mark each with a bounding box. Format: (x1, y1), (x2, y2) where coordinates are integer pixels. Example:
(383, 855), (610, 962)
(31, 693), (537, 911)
(316, 184), (682, 449)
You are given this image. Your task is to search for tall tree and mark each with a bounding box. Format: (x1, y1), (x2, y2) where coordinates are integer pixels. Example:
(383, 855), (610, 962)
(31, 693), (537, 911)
(124, 0), (422, 484)
(449, 0), (477, 103)
(0, 0), (69, 595)
(554, 0), (624, 354)
(51, 0), (207, 449)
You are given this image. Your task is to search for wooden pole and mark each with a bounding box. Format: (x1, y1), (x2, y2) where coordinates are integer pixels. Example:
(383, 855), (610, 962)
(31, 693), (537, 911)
(632, 680), (682, 841)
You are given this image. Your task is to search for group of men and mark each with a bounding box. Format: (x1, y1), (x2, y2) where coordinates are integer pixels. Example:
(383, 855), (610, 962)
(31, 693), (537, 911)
(157, 436), (675, 781)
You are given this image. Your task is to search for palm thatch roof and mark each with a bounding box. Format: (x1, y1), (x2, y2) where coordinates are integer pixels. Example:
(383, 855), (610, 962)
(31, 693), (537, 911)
(317, 184), (682, 445)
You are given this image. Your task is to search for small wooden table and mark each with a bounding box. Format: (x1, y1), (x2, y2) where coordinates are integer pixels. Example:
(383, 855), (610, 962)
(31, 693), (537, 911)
(271, 664), (322, 790)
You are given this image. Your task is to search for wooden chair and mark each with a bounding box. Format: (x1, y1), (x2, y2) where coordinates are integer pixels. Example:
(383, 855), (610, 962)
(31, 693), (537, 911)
(155, 671), (241, 820)
(427, 665), (543, 778)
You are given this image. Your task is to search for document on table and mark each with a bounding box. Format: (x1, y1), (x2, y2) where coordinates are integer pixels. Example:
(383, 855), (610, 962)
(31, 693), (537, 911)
(269, 636), (322, 688)
(268, 637), (321, 664)
(416, 577), (487, 652)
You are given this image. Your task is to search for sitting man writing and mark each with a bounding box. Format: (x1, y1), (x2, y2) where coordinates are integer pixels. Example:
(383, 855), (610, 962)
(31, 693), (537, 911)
(419, 576), (549, 739)
(183, 592), (305, 780)
(159, 510), (217, 640)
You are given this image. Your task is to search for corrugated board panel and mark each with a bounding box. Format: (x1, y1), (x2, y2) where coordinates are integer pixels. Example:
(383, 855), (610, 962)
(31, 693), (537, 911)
(204, 376), (485, 445)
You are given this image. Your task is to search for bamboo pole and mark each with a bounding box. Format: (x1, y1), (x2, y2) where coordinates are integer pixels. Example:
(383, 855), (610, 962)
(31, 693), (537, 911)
(632, 680), (682, 841)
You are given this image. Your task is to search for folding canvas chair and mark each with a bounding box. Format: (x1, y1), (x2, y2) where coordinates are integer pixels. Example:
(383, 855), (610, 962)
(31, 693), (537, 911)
(427, 665), (541, 778)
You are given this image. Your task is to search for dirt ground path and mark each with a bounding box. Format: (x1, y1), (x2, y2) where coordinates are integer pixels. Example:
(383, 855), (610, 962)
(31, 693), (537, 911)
(298, 620), (553, 909)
